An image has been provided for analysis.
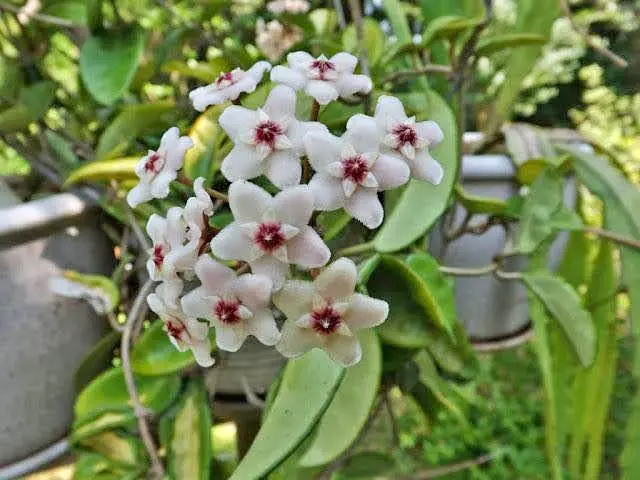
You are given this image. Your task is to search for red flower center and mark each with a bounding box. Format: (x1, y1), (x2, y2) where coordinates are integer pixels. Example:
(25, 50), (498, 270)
(342, 155), (369, 184)
(166, 318), (187, 342)
(215, 299), (241, 324)
(311, 305), (342, 335)
(152, 244), (164, 268)
(310, 59), (335, 80)
(392, 124), (417, 147)
(254, 221), (287, 253)
(215, 71), (235, 88)
(144, 153), (163, 173)
(254, 120), (283, 148)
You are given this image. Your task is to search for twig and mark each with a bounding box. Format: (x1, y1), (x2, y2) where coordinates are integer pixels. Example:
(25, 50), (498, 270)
(384, 392), (401, 448)
(310, 100), (321, 121)
(240, 375), (266, 409)
(106, 311), (124, 333)
(439, 263), (497, 276)
(120, 279), (165, 479)
(381, 65), (453, 84)
(335, 240), (376, 258)
(494, 269), (523, 280)
(453, 0), (493, 92)
(395, 451), (500, 479)
(0, 1), (78, 27)
(205, 187), (228, 202)
(585, 227), (640, 250)
(124, 204), (152, 253)
(559, 0), (628, 68)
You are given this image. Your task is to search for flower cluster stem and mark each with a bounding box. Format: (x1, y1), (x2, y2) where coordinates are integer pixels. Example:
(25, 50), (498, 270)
(310, 100), (321, 121)
(336, 240), (376, 257)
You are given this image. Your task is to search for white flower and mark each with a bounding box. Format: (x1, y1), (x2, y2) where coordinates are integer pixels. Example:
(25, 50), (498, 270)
(209, 181), (330, 289)
(305, 115), (410, 229)
(256, 19), (303, 62)
(219, 85), (326, 189)
(267, 0), (310, 14)
(189, 61), (272, 112)
(273, 258), (388, 366)
(271, 52), (372, 105)
(181, 255), (280, 352)
(126, 127), (193, 208)
(145, 207), (186, 282)
(184, 177), (214, 231)
(147, 282), (214, 367)
(366, 96), (444, 184)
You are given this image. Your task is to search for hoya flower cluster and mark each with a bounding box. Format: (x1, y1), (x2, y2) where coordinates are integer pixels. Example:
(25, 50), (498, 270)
(126, 51), (445, 368)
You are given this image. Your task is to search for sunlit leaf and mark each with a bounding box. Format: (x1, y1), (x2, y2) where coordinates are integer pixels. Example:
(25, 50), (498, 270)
(131, 320), (196, 376)
(64, 157), (139, 186)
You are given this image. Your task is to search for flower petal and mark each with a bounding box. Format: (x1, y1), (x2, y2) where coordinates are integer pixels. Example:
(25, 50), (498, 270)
(228, 180), (274, 223)
(308, 174), (346, 211)
(265, 150), (301, 189)
(263, 84), (296, 122)
(289, 120), (326, 155)
(189, 85), (226, 111)
(210, 222), (258, 261)
(273, 279), (315, 319)
(270, 65), (307, 90)
(305, 80), (339, 105)
(150, 171), (176, 198)
(273, 184), (314, 227)
(221, 144), (264, 183)
(344, 115), (380, 154)
(126, 182), (152, 208)
(304, 130), (342, 173)
(166, 136), (193, 171)
(325, 334), (362, 366)
(146, 214), (167, 244)
(329, 52), (358, 73)
(344, 292), (389, 330)
(314, 257), (357, 301)
(287, 51), (315, 71)
(276, 319), (320, 358)
(371, 153), (410, 190)
(286, 225), (330, 268)
(246, 309), (281, 346)
(214, 323), (247, 352)
(233, 273), (272, 311)
(250, 255), (289, 290)
(156, 277), (184, 308)
(195, 255), (236, 295)
(245, 60), (272, 82)
(336, 74), (372, 97)
(147, 292), (167, 318)
(416, 120), (444, 145)
(190, 339), (215, 367)
(219, 105), (258, 141)
(412, 150), (444, 185)
(181, 287), (217, 321)
(374, 95), (407, 127)
(344, 188), (383, 229)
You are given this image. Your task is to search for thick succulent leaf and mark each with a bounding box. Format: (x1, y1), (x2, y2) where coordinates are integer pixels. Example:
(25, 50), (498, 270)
(131, 320), (197, 376)
(64, 157), (139, 186)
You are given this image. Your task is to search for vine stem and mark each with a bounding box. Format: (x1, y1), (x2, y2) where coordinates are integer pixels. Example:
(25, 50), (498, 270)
(381, 65), (453, 84)
(205, 187), (228, 202)
(0, 1), (77, 27)
(585, 227), (640, 250)
(121, 279), (165, 479)
(310, 100), (321, 122)
(335, 240), (376, 257)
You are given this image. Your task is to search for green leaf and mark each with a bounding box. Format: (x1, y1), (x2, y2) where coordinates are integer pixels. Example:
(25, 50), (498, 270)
(183, 105), (226, 181)
(45, 130), (80, 171)
(62, 270), (120, 310)
(549, 207), (583, 231)
(454, 184), (508, 215)
(162, 380), (212, 480)
(75, 367), (181, 420)
(95, 101), (177, 160)
(64, 157), (139, 186)
(0, 81), (56, 133)
(80, 27), (145, 105)
(557, 231), (592, 289)
(336, 452), (395, 478)
(73, 451), (140, 480)
(229, 350), (344, 480)
(422, 15), (482, 46)
(381, 0), (412, 43)
(375, 89), (458, 252)
(476, 33), (547, 56)
(87, 0), (103, 31)
(131, 320), (196, 376)
(523, 272), (595, 367)
(342, 18), (386, 65)
(0, 56), (23, 102)
(299, 330), (382, 467)
(503, 123), (558, 167)
(79, 431), (146, 467)
(316, 210), (351, 241)
(518, 168), (563, 253)
(75, 331), (121, 393)
(44, 0), (86, 24)
(357, 254), (381, 286)
(72, 409), (136, 442)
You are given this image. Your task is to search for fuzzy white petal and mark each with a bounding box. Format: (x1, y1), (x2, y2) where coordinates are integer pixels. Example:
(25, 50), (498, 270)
(233, 274), (273, 311)
(308, 174), (346, 211)
(219, 106), (258, 141)
(189, 86), (226, 111)
(245, 60), (272, 82)
(374, 95), (407, 128)
(314, 257), (357, 301)
(272, 279), (315, 319)
(250, 255), (289, 290)
(149, 171), (175, 199)
(190, 338), (215, 367)
(214, 323), (247, 352)
(325, 335), (362, 366)
(411, 150), (444, 185)
(286, 226), (330, 268)
(336, 74), (372, 97)
(305, 80), (339, 105)
(270, 65), (307, 90)
(371, 153), (411, 190)
(416, 120), (444, 145)
(210, 222), (258, 261)
(195, 255), (237, 295)
(276, 319), (320, 358)
(126, 182), (153, 208)
(265, 150), (302, 189)
(221, 144), (264, 182)
(344, 115), (380, 154)
(181, 288), (217, 321)
(229, 181), (274, 223)
(329, 52), (358, 73)
(246, 309), (281, 346)
(344, 188), (383, 229)
(345, 293), (389, 330)
(303, 130), (342, 173)
(263, 84), (296, 122)
(273, 184), (314, 227)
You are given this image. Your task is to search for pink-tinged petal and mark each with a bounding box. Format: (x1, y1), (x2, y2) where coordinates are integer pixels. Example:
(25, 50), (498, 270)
(305, 80), (339, 105)
(273, 279), (315, 319)
(371, 153), (410, 190)
(250, 255), (289, 290)
(416, 120), (444, 145)
(167, 136), (193, 171)
(411, 150), (444, 185)
(289, 120), (327, 155)
(344, 293), (388, 330)
(228, 180), (274, 223)
(146, 257), (160, 281)
(224, 81), (248, 101)
(308, 174), (346, 211)
(221, 144), (264, 183)
(210, 222), (258, 261)
(146, 214), (167, 244)
(189, 86), (226, 111)
(147, 293), (167, 318)
(190, 338), (215, 367)
(150, 171), (176, 198)
(126, 182), (152, 208)
(181, 287), (217, 321)
(195, 255), (236, 295)
(156, 277), (184, 308)
(214, 323), (247, 352)
(304, 130), (342, 172)
(263, 84), (296, 122)
(336, 74), (372, 97)
(374, 95), (407, 126)
(329, 52), (358, 73)
(233, 274), (272, 311)
(286, 226), (330, 268)
(159, 126), (178, 152)
(164, 225), (200, 273)
(165, 207), (185, 248)
(344, 115), (380, 154)
(286, 51), (315, 71)
(167, 333), (188, 352)
(314, 257), (357, 301)
(273, 184), (314, 227)
(246, 309), (281, 346)
(325, 334), (362, 366)
(186, 317), (210, 340)
(219, 105), (258, 141)
(276, 319), (320, 358)
(265, 150), (301, 189)
(344, 188), (383, 229)
(270, 65), (307, 89)
(245, 60), (272, 82)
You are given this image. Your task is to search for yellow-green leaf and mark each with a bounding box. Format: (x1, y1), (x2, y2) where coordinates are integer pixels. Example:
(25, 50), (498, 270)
(64, 157), (139, 186)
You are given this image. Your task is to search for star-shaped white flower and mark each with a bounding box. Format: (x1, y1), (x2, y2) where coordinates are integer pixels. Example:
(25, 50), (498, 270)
(183, 177), (214, 231)
(126, 127), (193, 208)
(145, 207), (187, 282)
(273, 258), (388, 366)
(219, 85), (327, 188)
(210, 181), (330, 289)
(270, 52), (372, 105)
(267, 0), (309, 14)
(305, 115), (410, 229)
(364, 95), (444, 184)
(147, 282), (214, 367)
(189, 61), (272, 112)
(181, 255), (280, 352)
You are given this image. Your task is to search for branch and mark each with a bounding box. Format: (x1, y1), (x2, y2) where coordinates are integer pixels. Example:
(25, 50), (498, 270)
(120, 279), (165, 479)
(396, 451), (501, 479)
(453, 0), (493, 92)
(336, 240), (376, 258)
(585, 227), (640, 250)
(0, 1), (78, 27)
(439, 263), (497, 276)
(382, 65), (453, 84)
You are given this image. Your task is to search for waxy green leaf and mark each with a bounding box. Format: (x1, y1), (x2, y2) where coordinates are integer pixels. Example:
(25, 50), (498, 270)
(131, 320), (197, 376)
